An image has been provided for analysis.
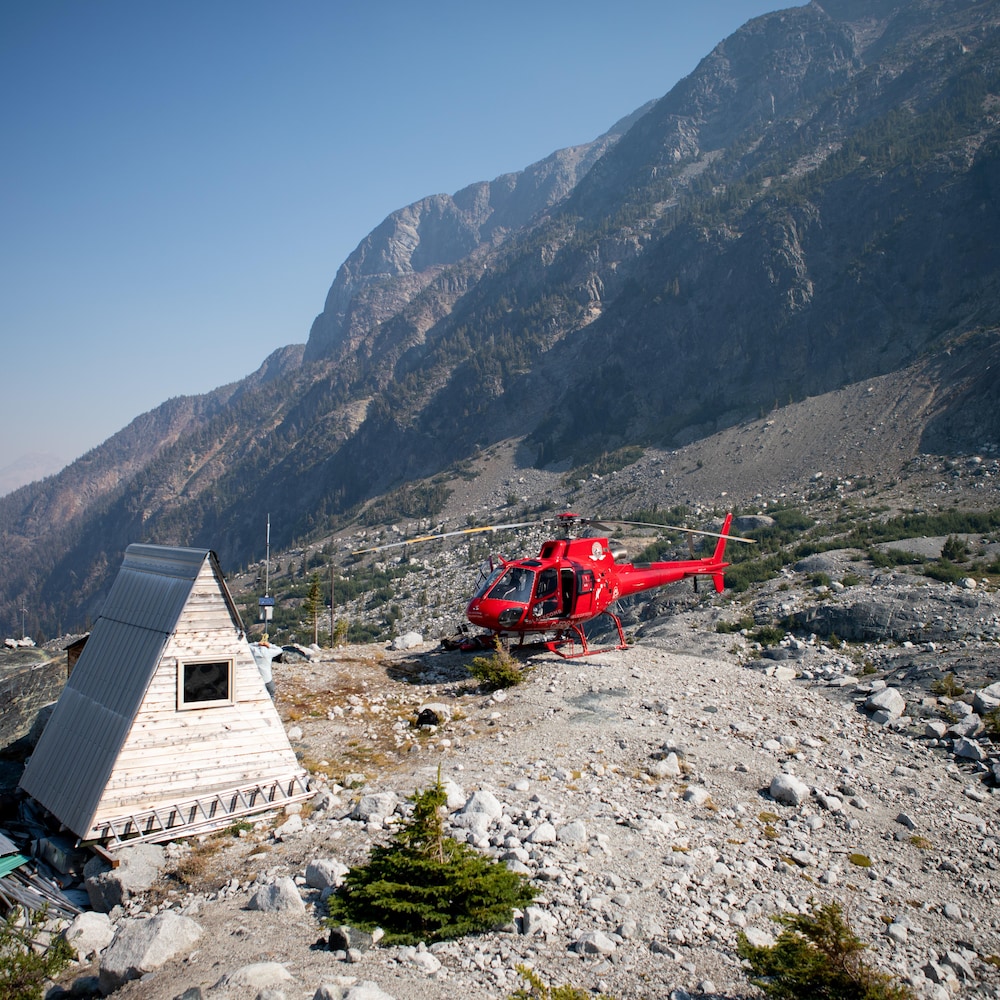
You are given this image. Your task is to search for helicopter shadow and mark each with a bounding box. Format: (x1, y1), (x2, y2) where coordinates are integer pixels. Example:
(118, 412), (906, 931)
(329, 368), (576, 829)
(383, 648), (479, 688)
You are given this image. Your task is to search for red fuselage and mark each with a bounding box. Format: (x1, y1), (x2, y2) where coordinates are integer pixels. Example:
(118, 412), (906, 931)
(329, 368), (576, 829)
(465, 528), (730, 637)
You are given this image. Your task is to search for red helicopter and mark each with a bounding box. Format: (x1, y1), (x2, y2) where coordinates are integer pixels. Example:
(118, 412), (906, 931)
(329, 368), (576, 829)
(354, 512), (754, 658)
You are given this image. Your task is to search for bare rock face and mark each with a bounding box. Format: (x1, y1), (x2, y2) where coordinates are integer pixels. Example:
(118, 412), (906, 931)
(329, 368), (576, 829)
(303, 117), (641, 364)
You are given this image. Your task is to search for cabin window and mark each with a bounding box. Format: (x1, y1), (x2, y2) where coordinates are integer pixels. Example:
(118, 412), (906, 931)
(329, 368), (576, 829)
(178, 659), (233, 709)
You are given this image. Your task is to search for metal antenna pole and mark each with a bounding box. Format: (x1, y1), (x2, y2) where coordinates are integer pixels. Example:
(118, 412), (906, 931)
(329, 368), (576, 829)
(265, 514), (270, 596)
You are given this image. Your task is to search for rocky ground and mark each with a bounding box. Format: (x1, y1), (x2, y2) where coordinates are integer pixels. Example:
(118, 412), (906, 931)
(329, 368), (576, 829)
(18, 368), (1000, 1000)
(49, 560), (1000, 1000)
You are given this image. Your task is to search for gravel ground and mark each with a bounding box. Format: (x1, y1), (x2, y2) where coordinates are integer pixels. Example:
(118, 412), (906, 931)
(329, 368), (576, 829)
(64, 592), (1000, 1000)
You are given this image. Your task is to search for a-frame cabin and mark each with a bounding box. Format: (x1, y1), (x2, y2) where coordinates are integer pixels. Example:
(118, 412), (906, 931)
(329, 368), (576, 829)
(19, 544), (310, 848)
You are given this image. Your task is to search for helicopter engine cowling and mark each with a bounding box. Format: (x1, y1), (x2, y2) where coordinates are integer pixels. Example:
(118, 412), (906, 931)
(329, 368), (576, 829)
(610, 545), (627, 562)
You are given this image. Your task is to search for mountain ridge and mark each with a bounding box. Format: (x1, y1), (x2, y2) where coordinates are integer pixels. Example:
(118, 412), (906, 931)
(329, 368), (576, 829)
(3, 0), (1000, 637)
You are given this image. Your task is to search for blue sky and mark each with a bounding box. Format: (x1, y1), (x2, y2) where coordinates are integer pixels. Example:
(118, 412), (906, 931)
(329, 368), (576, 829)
(1, 1), (797, 481)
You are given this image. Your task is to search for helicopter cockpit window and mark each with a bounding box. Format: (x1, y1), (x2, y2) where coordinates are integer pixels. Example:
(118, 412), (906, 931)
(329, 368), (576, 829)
(486, 566), (536, 604)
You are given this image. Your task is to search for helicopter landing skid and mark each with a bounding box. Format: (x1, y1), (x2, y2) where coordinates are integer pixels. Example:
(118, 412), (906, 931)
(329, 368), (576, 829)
(544, 611), (628, 659)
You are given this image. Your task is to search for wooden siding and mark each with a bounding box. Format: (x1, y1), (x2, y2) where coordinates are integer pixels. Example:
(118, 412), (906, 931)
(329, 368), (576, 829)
(88, 561), (302, 830)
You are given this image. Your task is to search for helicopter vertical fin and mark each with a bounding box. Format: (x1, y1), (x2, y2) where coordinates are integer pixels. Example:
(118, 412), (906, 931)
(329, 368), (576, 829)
(710, 513), (733, 593)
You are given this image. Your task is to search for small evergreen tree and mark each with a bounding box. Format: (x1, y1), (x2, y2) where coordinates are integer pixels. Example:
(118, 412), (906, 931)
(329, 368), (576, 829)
(327, 771), (535, 945)
(737, 900), (915, 1000)
(468, 644), (525, 689)
(305, 573), (322, 645)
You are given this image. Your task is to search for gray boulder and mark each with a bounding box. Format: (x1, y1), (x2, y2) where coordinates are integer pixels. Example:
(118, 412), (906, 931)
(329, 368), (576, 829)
(305, 858), (350, 890)
(865, 687), (905, 719)
(215, 962), (294, 990)
(85, 843), (166, 912)
(99, 911), (202, 994)
(61, 910), (114, 961)
(247, 876), (306, 912)
(352, 792), (399, 822)
(769, 773), (811, 806)
(343, 984), (396, 1000)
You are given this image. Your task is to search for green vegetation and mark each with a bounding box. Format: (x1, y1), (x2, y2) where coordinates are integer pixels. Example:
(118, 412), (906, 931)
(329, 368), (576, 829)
(565, 446), (645, 484)
(982, 706), (1000, 739)
(0, 907), (73, 1000)
(468, 645), (526, 690)
(716, 615), (756, 634)
(359, 482), (454, 526)
(751, 624), (787, 647)
(848, 509), (1000, 547)
(326, 773), (535, 945)
(738, 900), (915, 1000)
(305, 573), (323, 645)
(930, 672), (965, 698)
(509, 966), (617, 1000)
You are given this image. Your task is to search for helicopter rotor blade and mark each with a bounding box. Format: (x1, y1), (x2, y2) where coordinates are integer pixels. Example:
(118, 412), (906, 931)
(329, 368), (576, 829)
(586, 518), (756, 544)
(352, 520), (540, 555)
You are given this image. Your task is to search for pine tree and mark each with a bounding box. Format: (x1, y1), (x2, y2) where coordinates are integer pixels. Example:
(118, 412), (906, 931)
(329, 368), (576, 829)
(327, 771), (535, 945)
(305, 573), (322, 645)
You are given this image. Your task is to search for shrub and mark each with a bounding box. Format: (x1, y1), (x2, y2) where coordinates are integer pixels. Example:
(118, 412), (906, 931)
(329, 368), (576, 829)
(716, 615), (756, 634)
(923, 558), (967, 584)
(468, 645), (525, 689)
(0, 906), (73, 1000)
(737, 900), (915, 999)
(941, 535), (970, 562)
(930, 672), (965, 697)
(982, 706), (1000, 739)
(751, 624), (786, 647)
(509, 965), (617, 999)
(327, 772), (535, 945)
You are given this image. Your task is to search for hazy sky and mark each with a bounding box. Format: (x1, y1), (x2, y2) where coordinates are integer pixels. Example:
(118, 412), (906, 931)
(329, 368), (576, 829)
(1, 1), (798, 480)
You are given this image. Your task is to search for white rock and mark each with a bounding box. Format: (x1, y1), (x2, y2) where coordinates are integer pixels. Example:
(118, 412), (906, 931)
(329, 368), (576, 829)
(575, 930), (617, 955)
(556, 820), (587, 845)
(769, 773), (810, 806)
(99, 911), (203, 994)
(353, 792), (399, 822)
(247, 877), (305, 912)
(865, 687), (905, 719)
(305, 858), (350, 890)
(344, 983), (397, 1000)
(528, 822), (557, 844)
(647, 753), (682, 779)
(274, 813), (304, 840)
(61, 910), (114, 960)
(219, 962), (294, 989)
(741, 927), (776, 949)
(682, 786), (711, 807)
(391, 631), (424, 650)
(521, 905), (558, 937)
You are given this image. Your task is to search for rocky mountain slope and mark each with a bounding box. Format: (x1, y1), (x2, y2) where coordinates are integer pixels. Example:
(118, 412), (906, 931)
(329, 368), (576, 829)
(4, 0), (1000, 641)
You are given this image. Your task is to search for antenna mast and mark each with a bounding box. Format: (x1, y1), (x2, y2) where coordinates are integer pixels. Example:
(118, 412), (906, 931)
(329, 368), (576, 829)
(258, 514), (274, 626)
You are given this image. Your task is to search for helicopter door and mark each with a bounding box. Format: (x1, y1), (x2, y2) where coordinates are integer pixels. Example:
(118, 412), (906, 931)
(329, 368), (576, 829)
(574, 568), (596, 617)
(560, 568), (575, 614)
(533, 568), (561, 617)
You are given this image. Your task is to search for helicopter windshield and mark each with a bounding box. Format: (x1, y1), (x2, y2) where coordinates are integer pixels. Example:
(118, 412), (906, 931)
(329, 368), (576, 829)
(482, 566), (536, 604)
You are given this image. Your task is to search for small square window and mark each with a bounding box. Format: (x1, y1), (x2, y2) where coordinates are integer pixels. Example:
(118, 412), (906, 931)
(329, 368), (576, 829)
(179, 660), (232, 708)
